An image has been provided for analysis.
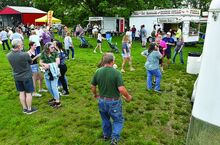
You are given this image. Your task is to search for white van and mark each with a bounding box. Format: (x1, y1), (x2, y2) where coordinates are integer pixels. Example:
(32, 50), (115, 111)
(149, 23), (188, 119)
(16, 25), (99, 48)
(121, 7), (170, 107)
(129, 9), (201, 43)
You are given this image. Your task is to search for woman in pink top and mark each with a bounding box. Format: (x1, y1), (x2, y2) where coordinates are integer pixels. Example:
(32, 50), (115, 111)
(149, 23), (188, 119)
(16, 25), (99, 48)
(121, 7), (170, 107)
(156, 35), (167, 72)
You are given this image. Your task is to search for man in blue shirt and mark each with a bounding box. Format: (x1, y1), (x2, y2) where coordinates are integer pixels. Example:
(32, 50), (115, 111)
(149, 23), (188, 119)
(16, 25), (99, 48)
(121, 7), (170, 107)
(162, 32), (175, 67)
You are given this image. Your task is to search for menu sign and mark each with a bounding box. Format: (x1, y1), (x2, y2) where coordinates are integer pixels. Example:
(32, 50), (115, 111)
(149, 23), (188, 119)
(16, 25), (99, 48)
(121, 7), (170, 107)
(132, 9), (200, 16)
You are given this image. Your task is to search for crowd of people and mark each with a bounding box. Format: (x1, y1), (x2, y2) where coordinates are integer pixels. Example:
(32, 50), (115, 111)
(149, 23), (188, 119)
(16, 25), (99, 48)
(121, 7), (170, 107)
(3, 24), (73, 111)
(1, 22), (185, 145)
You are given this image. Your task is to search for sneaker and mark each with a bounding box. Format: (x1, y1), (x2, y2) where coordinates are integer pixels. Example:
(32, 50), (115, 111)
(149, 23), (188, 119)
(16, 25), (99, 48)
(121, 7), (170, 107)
(39, 89), (48, 93)
(23, 109), (28, 114)
(61, 91), (69, 96)
(48, 98), (56, 105)
(57, 86), (62, 91)
(130, 67), (135, 71)
(100, 51), (103, 54)
(121, 69), (125, 73)
(93, 50), (97, 53)
(51, 102), (61, 108)
(39, 67), (45, 73)
(32, 93), (42, 97)
(72, 58), (75, 60)
(103, 136), (110, 141)
(25, 108), (38, 115)
(110, 138), (118, 145)
(154, 89), (162, 93)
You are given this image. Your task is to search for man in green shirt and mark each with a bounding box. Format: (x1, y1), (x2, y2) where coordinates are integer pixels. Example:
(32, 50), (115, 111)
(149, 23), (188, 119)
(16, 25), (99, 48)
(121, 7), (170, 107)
(91, 53), (132, 145)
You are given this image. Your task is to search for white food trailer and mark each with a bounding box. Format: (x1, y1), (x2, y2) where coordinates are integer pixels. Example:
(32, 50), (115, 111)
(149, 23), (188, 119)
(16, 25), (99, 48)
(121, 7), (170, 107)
(129, 9), (201, 43)
(89, 17), (125, 34)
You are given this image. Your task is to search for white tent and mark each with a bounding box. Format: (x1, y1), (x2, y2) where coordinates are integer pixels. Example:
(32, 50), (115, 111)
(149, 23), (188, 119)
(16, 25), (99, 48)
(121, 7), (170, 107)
(186, 0), (220, 144)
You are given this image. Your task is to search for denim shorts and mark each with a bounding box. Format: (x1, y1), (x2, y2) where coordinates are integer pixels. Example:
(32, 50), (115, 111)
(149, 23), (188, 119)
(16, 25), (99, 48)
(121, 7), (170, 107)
(122, 52), (130, 58)
(30, 64), (39, 73)
(15, 78), (34, 93)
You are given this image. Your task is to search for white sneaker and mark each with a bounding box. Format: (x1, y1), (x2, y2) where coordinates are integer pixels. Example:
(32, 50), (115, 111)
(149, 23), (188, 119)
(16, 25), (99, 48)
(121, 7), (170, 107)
(130, 67), (135, 71)
(57, 86), (62, 90)
(93, 50), (97, 53)
(121, 69), (125, 73)
(33, 93), (42, 97)
(39, 89), (48, 93)
(39, 67), (45, 73)
(100, 51), (103, 54)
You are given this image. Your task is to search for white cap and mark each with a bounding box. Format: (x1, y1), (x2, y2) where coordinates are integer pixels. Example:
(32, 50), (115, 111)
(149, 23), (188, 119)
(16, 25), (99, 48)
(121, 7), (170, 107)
(167, 32), (171, 35)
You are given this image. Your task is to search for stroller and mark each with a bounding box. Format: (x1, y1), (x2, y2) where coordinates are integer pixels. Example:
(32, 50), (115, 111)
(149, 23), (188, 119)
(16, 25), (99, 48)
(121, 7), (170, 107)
(107, 39), (119, 53)
(106, 32), (119, 53)
(79, 36), (93, 48)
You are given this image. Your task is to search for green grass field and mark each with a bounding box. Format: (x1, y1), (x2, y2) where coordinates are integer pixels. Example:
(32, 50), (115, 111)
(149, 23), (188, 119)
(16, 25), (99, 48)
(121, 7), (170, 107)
(0, 35), (202, 145)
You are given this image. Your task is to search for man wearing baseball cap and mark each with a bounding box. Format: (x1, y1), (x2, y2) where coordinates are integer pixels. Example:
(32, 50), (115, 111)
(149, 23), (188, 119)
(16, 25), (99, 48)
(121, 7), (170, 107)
(162, 32), (175, 68)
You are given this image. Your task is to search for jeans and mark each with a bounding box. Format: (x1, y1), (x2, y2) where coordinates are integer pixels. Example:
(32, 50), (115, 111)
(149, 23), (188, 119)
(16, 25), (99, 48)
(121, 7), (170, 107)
(132, 32), (135, 41)
(67, 47), (74, 59)
(147, 69), (162, 91)
(98, 98), (124, 140)
(172, 50), (184, 64)
(2, 39), (10, 50)
(45, 77), (59, 100)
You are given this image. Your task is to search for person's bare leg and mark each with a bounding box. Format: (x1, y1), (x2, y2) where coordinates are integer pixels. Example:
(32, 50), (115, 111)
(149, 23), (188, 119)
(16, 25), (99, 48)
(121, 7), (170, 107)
(32, 73), (37, 94)
(121, 58), (127, 72)
(19, 92), (27, 109)
(26, 93), (32, 110)
(38, 73), (43, 90)
(99, 44), (103, 53)
(167, 59), (170, 68)
(94, 44), (98, 53)
(128, 57), (135, 71)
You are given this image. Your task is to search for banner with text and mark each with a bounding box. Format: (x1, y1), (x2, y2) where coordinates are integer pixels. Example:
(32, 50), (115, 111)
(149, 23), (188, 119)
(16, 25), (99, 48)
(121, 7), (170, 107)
(47, 10), (54, 26)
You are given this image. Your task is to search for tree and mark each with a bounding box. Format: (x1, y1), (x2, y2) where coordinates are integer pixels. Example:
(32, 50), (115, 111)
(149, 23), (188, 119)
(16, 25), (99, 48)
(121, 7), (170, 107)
(31, 0), (211, 26)
(0, 0), (32, 9)
(186, 0), (211, 12)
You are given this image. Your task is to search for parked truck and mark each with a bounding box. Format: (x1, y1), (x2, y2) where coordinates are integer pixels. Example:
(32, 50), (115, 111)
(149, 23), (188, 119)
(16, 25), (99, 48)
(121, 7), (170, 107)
(129, 8), (201, 43)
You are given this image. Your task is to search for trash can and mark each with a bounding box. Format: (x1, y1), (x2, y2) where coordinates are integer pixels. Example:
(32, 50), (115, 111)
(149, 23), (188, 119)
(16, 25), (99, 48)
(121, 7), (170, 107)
(106, 32), (112, 40)
(186, 52), (202, 74)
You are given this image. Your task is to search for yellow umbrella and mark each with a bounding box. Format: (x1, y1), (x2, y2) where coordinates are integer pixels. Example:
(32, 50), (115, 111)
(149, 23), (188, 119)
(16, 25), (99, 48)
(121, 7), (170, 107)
(35, 15), (61, 23)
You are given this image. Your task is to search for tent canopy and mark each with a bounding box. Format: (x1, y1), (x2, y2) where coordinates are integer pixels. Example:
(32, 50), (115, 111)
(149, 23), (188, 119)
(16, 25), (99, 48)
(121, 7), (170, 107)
(35, 15), (61, 23)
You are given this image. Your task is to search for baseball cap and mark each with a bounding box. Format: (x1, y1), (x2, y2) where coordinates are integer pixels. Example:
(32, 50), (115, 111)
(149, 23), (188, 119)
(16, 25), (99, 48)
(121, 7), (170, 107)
(167, 32), (171, 35)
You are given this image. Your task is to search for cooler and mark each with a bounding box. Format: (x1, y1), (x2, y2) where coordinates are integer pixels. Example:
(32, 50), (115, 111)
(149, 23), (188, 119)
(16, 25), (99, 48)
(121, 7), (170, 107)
(186, 52), (202, 74)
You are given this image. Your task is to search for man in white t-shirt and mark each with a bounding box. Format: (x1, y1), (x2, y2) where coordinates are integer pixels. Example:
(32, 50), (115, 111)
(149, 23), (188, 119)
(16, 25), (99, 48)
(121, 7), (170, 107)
(10, 27), (24, 42)
(0, 28), (10, 50)
(29, 30), (41, 55)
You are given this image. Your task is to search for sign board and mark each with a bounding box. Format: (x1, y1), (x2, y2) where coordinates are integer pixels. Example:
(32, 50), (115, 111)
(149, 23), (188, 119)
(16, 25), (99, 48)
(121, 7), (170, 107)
(157, 17), (183, 23)
(89, 17), (103, 21)
(132, 9), (201, 16)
